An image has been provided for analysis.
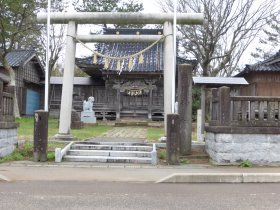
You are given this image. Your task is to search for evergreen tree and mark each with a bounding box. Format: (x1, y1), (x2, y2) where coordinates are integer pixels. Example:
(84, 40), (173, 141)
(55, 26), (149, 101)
(0, 0), (40, 117)
(73, 0), (144, 28)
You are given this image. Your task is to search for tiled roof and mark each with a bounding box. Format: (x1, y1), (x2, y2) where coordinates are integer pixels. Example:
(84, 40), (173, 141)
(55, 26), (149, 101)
(0, 50), (36, 67)
(236, 50), (280, 77)
(76, 28), (197, 73)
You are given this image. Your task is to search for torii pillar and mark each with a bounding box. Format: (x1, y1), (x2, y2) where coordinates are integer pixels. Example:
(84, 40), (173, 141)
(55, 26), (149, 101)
(57, 21), (77, 137)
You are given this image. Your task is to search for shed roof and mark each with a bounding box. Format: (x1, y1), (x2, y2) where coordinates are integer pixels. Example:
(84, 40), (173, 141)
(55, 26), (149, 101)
(235, 50), (280, 77)
(0, 50), (45, 77)
(0, 50), (35, 67)
(193, 77), (248, 87)
(76, 28), (197, 75)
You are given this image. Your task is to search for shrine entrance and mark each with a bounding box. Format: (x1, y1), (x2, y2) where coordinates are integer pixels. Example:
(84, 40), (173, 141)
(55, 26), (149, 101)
(37, 12), (203, 137)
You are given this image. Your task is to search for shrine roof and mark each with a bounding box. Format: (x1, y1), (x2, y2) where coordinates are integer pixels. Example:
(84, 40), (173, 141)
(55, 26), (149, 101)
(76, 28), (197, 74)
(235, 50), (280, 77)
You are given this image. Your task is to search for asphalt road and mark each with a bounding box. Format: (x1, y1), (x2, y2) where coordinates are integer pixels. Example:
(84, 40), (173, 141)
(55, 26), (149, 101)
(1, 181), (280, 210)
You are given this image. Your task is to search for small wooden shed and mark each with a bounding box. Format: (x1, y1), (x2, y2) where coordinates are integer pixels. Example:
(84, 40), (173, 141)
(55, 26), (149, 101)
(0, 50), (45, 115)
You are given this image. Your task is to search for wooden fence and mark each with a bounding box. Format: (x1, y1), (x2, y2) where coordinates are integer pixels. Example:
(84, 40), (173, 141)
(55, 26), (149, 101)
(0, 80), (14, 122)
(210, 87), (280, 127)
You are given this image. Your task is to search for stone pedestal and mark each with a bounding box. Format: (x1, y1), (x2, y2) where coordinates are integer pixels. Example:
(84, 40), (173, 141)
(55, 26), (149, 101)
(81, 111), (96, 124)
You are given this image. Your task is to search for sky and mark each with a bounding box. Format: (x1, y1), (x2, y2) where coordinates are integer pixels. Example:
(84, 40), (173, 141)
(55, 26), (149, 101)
(141, 0), (160, 13)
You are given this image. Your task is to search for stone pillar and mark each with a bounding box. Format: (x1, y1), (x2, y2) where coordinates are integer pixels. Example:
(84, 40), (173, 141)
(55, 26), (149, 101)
(34, 110), (48, 162)
(58, 21), (76, 136)
(197, 109), (203, 142)
(200, 85), (206, 139)
(178, 64), (193, 155)
(166, 114), (180, 165)
(163, 21), (174, 133)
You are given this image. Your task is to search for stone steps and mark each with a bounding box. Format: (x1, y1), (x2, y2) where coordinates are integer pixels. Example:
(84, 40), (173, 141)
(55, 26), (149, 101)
(63, 142), (156, 164)
(71, 144), (153, 152)
(68, 150), (152, 157)
(64, 155), (152, 164)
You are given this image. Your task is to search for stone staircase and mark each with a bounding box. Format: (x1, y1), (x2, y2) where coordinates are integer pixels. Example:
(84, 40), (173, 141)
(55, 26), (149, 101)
(63, 142), (157, 165)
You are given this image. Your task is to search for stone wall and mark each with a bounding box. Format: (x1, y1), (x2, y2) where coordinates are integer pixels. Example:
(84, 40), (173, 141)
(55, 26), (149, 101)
(0, 126), (18, 158)
(206, 132), (280, 165)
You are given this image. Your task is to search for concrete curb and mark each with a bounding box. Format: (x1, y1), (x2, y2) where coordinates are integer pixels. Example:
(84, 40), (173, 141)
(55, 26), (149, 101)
(156, 173), (280, 183)
(0, 174), (11, 182)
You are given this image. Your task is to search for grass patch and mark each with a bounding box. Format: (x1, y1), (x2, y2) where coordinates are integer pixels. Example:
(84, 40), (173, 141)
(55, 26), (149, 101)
(16, 117), (112, 141)
(180, 159), (190, 164)
(239, 160), (253, 168)
(147, 127), (164, 141)
(0, 141), (67, 163)
(71, 125), (111, 140)
(158, 149), (166, 160)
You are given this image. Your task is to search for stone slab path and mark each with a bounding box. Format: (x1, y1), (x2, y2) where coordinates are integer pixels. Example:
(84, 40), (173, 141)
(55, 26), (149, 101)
(99, 127), (147, 139)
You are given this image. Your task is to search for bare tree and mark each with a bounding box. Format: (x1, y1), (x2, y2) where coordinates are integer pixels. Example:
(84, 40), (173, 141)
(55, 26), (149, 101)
(251, 10), (280, 61)
(35, 0), (67, 74)
(159, 0), (277, 76)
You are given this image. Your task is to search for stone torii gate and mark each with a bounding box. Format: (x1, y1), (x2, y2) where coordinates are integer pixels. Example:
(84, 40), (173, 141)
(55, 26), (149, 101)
(37, 12), (204, 138)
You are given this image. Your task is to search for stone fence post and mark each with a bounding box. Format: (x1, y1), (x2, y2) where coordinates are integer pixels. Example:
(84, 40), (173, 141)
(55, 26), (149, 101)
(166, 114), (180, 165)
(178, 64), (193, 155)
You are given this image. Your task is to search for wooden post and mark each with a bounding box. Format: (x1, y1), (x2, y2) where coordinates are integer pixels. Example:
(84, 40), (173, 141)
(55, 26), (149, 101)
(166, 114), (180, 165)
(178, 64), (193, 155)
(116, 84), (121, 121)
(148, 82), (153, 120)
(34, 110), (48, 162)
(218, 87), (231, 125)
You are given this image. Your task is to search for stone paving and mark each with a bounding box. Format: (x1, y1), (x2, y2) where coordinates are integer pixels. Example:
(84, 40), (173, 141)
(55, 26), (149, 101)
(99, 127), (147, 139)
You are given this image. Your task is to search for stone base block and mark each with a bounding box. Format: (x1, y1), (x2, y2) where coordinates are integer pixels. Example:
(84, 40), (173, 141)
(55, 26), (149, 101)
(81, 111), (96, 124)
(71, 121), (84, 129)
(0, 128), (17, 158)
(205, 132), (280, 165)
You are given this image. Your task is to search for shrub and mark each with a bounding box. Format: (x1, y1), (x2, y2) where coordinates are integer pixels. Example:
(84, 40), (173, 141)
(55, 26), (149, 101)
(240, 160), (253, 168)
